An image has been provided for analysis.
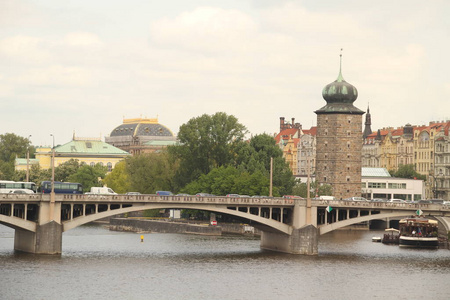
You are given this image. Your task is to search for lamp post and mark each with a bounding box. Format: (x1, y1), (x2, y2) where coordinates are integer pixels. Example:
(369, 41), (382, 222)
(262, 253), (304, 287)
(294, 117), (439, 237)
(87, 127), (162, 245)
(430, 170), (443, 199)
(50, 134), (55, 194)
(26, 135), (31, 182)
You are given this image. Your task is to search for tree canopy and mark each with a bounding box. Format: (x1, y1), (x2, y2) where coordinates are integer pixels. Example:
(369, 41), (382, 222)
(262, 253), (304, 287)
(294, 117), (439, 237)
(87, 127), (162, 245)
(389, 164), (426, 180)
(169, 112), (247, 188)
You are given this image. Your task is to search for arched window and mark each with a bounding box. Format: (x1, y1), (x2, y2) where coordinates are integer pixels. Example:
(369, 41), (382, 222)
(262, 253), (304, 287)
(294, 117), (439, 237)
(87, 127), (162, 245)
(107, 162), (113, 172)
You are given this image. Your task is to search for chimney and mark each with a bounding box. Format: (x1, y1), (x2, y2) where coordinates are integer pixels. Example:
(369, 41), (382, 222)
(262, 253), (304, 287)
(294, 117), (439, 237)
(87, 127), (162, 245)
(291, 118), (295, 128)
(280, 117), (285, 131)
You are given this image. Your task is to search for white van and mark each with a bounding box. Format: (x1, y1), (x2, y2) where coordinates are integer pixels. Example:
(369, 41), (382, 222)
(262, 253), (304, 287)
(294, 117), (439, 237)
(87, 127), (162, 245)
(88, 187), (117, 195)
(319, 196), (336, 201)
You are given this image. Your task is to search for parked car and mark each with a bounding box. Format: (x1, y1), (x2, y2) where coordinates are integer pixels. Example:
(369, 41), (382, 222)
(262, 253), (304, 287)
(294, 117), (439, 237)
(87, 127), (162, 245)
(196, 193), (214, 197)
(126, 192), (141, 195)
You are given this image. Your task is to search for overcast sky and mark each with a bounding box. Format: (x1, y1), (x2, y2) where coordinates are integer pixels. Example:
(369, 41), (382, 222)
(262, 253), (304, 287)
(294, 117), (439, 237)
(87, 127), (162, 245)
(1, 0), (449, 146)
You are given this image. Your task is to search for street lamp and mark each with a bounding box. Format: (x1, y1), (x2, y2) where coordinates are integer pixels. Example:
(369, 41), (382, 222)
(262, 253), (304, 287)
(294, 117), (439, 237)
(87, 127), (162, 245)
(50, 134), (55, 194)
(26, 135), (31, 182)
(430, 170), (443, 199)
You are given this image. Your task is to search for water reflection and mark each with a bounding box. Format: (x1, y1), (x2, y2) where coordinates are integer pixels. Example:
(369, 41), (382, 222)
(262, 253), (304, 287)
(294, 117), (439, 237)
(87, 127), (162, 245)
(1, 224), (449, 300)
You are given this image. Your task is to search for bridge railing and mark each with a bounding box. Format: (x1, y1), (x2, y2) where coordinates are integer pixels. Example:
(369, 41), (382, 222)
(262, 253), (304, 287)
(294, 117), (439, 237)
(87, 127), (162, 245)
(54, 194), (297, 206)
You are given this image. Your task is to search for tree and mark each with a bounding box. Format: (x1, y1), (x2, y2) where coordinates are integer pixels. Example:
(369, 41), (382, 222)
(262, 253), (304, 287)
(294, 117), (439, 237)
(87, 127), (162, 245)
(54, 159), (80, 182)
(126, 152), (178, 194)
(0, 133), (31, 162)
(103, 161), (131, 194)
(390, 164), (426, 180)
(68, 164), (107, 192)
(292, 181), (333, 198)
(170, 112), (247, 188)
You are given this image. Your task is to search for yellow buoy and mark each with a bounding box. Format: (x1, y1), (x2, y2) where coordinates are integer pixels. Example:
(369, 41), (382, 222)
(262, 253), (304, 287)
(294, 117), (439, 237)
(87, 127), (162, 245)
(140, 235), (144, 242)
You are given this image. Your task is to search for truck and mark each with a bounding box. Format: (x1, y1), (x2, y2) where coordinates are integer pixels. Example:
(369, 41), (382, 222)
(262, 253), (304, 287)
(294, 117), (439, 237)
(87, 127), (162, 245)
(87, 187), (117, 195)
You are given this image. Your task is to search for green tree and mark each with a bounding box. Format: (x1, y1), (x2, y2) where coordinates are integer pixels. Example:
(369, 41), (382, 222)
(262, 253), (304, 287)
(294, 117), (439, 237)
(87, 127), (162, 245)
(103, 161), (131, 194)
(390, 164), (426, 180)
(54, 159), (80, 182)
(292, 181), (333, 198)
(68, 164), (107, 192)
(0, 133), (31, 162)
(170, 112), (247, 188)
(126, 152), (178, 194)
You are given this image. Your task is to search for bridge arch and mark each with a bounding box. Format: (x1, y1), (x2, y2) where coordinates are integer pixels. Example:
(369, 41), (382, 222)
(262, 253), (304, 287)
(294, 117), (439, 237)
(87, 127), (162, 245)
(319, 211), (440, 235)
(62, 203), (292, 234)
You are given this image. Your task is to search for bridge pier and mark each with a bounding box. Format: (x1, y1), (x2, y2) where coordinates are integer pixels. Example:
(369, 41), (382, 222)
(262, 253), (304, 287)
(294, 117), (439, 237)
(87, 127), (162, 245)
(14, 221), (63, 254)
(260, 225), (319, 255)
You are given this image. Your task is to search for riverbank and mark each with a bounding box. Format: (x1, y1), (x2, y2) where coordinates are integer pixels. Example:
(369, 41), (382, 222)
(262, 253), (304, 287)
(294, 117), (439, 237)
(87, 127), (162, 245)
(109, 218), (261, 236)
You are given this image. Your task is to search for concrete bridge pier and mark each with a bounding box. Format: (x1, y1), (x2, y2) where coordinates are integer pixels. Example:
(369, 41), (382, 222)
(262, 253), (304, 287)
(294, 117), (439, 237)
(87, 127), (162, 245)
(260, 200), (319, 255)
(14, 198), (63, 254)
(260, 225), (319, 255)
(14, 221), (63, 254)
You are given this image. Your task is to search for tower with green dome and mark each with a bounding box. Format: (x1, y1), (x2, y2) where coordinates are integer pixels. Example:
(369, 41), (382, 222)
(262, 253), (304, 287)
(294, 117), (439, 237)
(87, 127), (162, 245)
(314, 53), (365, 199)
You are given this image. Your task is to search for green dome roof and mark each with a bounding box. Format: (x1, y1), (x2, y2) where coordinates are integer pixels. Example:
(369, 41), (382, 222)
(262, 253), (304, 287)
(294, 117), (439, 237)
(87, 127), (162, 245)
(321, 61), (358, 104)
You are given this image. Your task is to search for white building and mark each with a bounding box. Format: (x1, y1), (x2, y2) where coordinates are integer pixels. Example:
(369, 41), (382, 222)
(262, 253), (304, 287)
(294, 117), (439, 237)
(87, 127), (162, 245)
(361, 167), (424, 201)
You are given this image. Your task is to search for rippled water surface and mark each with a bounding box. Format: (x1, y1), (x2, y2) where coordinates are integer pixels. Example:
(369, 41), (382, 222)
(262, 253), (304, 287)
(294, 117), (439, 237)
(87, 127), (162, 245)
(1, 224), (449, 300)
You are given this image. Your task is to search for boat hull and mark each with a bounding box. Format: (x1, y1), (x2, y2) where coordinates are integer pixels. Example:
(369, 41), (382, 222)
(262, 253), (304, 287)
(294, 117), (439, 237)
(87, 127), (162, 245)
(399, 236), (439, 249)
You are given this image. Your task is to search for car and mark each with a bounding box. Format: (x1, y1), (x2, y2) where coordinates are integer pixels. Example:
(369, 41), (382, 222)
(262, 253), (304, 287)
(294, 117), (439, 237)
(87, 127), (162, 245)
(370, 198), (385, 202)
(196, 193), (214, 197)
(344, 197), (368, 201)
(226, 194), (240, 197)
(417, 200), (432, 204)
(283, 195), (303, 199)
(156, 191), (173, 196)
(389, 199), (406, 203)
(443, 201), (450, 206)
(176, 193), (190, 196)
(126, 192), (141, 195)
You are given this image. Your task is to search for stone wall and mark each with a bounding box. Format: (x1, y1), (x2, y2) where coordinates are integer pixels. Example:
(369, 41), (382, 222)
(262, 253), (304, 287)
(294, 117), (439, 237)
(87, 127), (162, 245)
(109, 218), (222, 236)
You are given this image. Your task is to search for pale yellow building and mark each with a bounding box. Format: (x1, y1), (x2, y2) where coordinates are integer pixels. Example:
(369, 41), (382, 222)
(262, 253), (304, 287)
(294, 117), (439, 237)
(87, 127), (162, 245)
(16, 137), (131, 172)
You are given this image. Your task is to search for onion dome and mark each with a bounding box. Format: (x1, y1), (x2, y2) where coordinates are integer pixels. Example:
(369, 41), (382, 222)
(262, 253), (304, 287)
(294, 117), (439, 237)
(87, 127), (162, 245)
(322, 60), (358, 104)
(315, 53), (364, 115)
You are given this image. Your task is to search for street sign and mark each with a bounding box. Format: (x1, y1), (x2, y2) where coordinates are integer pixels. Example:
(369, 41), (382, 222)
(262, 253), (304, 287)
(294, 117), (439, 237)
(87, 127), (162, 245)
(211, 220), (217, 225)
(416, 209), (423, 216)
(326, 206), (333, 213)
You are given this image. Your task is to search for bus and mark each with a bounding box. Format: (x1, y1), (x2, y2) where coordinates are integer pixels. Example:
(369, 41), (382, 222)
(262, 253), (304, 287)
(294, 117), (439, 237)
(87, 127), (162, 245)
(0, 180), (37, 193)
(40, 181), (83, 194)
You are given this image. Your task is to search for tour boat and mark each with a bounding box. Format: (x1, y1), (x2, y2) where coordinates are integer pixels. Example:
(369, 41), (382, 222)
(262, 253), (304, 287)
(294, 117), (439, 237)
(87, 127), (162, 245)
(399, 218), (439, 249)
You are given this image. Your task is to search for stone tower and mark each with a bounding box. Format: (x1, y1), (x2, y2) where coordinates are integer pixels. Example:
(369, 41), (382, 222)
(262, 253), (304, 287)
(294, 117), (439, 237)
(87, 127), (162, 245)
(314, 54), (365, 199)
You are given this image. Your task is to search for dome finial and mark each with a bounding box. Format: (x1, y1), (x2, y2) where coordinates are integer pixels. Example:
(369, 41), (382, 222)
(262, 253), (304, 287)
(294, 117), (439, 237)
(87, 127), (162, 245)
(338, 48), (344, 82)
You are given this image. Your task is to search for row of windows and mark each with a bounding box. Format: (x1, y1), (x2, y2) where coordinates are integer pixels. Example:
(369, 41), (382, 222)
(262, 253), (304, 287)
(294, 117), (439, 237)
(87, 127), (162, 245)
(362, 182), (407, 189)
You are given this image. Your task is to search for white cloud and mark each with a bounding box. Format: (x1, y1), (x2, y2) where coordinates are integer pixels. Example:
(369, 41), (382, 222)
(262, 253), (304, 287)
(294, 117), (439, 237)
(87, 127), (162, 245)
(64, 32), (103, 47)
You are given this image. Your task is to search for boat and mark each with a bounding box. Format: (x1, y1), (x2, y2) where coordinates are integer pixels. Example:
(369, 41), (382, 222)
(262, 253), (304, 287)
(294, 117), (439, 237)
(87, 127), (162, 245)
(399, 218), (439, 249)
(372, 236), (382, 242)
(382, 228), (399, 244)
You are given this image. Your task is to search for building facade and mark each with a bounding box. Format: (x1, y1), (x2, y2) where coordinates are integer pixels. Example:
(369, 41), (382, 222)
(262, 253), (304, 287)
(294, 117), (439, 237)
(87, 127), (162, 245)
(28, 137), (130, 172)
(314, 56), (364, 199)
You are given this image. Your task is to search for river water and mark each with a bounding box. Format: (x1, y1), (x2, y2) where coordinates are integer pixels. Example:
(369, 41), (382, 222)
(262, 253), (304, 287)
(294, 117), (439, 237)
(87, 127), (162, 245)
(1, 224), (449, 300)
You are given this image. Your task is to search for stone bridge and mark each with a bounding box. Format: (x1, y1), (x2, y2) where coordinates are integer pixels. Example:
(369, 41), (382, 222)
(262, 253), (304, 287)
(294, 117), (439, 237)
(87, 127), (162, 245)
(1, 193), (449, 255)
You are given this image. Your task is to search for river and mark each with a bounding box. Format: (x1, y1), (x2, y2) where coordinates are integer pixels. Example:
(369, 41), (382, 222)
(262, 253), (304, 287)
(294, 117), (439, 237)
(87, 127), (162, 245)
(1, 224), (449, 300)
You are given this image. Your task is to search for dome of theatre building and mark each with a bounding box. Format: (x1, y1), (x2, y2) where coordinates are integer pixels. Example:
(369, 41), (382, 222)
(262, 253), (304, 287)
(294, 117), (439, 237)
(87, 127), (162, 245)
(105, 117), (177, 155)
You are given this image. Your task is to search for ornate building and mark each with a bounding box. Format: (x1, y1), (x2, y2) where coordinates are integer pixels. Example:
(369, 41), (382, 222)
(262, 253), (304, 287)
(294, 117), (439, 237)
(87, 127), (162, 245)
(275, 117), (302, 175)
(435, 123), (450, 200)
(105, 117), (177, 155)
(16, 136), (130, 172)
(297, 127), (317, 176)
(314, 55), (364, 199)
